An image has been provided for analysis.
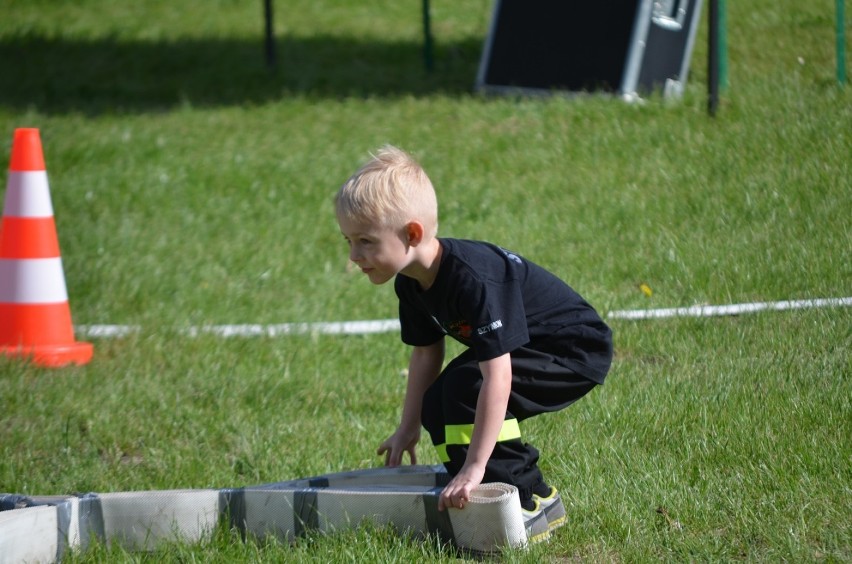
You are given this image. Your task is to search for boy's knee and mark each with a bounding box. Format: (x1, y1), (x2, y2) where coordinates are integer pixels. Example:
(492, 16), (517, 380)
(440, 362), (482, 398)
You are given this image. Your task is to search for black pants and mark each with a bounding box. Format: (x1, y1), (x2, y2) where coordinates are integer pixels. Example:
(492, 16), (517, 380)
(421, 346), (598, 501)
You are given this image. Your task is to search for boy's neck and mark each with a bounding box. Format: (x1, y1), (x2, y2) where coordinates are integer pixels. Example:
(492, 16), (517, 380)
(404, 236), (443, 291)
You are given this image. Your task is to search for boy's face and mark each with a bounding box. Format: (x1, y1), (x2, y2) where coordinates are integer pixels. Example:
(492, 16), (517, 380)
(338, 215), (410, 285)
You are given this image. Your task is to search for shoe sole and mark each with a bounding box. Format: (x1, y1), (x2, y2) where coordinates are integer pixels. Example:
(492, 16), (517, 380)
(523, 509), (551, 544)
(535, 489), (567, 532)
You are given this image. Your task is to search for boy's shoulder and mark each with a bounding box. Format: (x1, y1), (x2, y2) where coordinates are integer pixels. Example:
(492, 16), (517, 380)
(395, 239), (499, 297)
(441, 238), (515, 261)
(440, 238), (529, 274)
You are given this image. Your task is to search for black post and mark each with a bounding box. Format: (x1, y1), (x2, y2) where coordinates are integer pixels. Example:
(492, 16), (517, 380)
(422, 0), (434, 71)
(708, 0), (719, 116)
(264, 0), (276, 69)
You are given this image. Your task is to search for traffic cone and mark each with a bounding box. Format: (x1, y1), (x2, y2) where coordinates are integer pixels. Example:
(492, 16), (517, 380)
(0, 128), (93, 367)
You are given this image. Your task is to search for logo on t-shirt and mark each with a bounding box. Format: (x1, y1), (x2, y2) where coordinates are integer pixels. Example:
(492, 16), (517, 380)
(499, 248), (522, 264)
(447, 320), (473, 340)
(476, 320), (503, 335)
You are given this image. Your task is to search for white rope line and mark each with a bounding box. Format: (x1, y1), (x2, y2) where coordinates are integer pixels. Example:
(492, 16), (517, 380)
(76, 320), (402, 338)
(607, 296), (852, 320)
(75, 297), (852, 338)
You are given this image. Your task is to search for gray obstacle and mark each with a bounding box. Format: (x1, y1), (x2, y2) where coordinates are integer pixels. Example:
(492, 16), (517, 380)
(0, 465), (529, 562)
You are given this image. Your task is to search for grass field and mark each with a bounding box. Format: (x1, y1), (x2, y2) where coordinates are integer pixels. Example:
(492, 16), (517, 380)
(1, 0), (850, 561)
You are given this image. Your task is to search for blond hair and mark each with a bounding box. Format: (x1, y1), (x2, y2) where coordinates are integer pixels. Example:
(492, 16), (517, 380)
(335, 145), (438, 238)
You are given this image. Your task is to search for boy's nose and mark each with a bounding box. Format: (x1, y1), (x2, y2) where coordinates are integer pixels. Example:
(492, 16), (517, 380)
(349, 247), (362, 263)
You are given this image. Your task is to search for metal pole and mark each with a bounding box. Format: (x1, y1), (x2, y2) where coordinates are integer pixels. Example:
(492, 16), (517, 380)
(838, 0), (847, 85)
(708, 0), (720, 116)
(422, 0), (434, 71)
(719, 0), (728, 89)
(264, 0), (276, 69)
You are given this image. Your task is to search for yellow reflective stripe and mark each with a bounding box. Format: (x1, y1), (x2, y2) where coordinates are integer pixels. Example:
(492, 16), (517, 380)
(435, 443), (450, 463)
(445, 424), (474, 445)
(498, 418), (522, 442)
(444, 418), (521, 446)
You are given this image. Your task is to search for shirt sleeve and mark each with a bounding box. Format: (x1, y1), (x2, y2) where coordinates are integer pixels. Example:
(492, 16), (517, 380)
(456, 274), (530, 362)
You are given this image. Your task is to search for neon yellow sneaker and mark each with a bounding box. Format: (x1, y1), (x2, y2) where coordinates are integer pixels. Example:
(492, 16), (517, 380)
(521, 497), (551, 544)
(533, 486), (566, 531)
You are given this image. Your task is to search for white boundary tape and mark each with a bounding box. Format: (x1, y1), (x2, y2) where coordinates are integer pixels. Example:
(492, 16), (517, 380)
(75, 297), (852, 339)
(607, 296), (852, 320)
(76, 319), (403, 338)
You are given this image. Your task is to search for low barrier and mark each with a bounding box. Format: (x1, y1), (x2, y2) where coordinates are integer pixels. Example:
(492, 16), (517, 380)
(0, 465), (529, 561)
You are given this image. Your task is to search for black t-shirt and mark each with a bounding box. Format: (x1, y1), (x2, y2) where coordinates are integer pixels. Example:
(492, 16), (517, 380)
(395, 238), (612, 384)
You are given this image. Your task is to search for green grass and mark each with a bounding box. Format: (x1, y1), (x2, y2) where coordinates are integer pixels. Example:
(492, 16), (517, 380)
(1, 0), (850, 561)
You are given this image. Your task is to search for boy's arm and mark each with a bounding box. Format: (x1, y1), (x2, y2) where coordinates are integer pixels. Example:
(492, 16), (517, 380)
(439, 352), (512, 511)
(377, 339), (445, 467)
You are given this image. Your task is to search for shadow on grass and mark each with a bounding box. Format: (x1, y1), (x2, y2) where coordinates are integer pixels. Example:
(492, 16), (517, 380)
(0, 33), (484, 115)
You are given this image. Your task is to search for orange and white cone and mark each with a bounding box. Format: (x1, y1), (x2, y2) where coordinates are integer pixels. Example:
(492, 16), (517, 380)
(0, 128), (93, 367)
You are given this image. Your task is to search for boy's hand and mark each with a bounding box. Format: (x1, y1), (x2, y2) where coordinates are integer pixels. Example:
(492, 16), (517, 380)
(438, 463), (485, 511)
(377, 428), (420, 467)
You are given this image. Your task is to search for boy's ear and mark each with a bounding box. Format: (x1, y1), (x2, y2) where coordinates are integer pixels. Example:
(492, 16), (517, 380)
(405, 221), (425, 246)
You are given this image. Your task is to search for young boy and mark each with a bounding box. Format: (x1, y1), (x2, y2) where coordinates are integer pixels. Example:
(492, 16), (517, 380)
(335, 145), (612, 537)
